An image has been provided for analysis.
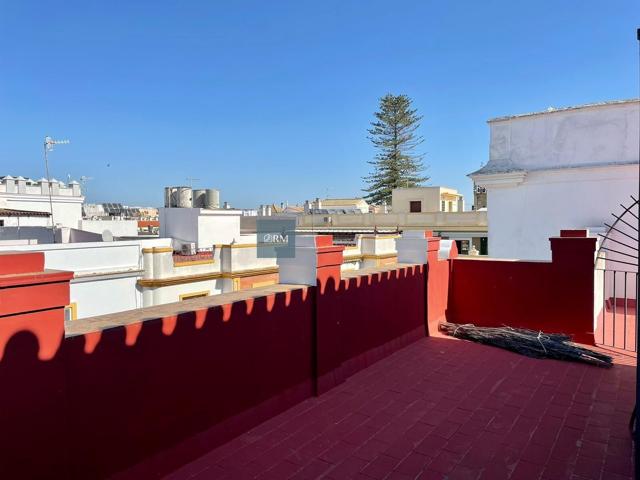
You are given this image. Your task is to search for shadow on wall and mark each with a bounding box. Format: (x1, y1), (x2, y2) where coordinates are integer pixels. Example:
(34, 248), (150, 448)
(315, 265), (428, 394)
(0, 263), (433, 479)
(0, 289), (315, 479)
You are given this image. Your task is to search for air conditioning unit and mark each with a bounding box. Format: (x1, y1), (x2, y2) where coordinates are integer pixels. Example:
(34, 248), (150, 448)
(181, 243), (196, 255)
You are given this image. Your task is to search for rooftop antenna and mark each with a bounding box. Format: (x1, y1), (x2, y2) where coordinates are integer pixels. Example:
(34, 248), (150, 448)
(79, 175), (93, 197)
(43, 136), (70, 243)
(186, 177), (200, 188)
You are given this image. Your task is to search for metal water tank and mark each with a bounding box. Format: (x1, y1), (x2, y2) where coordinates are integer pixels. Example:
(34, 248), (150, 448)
(164, 187), (174, 207)
(192, 189), (206, 208)
(205, 189), (220, 209)
(176, 186), (192, 208)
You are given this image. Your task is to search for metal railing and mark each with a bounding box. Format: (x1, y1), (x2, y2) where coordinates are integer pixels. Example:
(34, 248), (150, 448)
(595, 269), (638, 352)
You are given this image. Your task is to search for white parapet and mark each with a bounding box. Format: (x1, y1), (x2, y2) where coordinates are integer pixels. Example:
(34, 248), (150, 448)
(395, 231), (428, 264)
(438, 239), (456, 260)
(277, 235), (320, 286)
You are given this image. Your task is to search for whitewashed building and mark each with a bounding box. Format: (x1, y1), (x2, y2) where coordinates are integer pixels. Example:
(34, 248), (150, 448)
(0, 176), (83, 228)
(470, 99), (639, 260)
(392, 186), (465, 213)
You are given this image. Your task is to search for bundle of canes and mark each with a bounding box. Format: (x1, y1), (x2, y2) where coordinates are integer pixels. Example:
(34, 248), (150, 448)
(439, 322), (613, 368)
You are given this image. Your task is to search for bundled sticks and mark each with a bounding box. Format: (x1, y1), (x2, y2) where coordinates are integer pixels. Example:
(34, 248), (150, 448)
(439, 322), (613, 368)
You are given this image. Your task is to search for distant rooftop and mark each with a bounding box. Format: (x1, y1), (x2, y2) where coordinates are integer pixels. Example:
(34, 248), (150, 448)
(0, 207), (51, 217)
(488, 98), (639, 123)
(321, 198), (367, 206)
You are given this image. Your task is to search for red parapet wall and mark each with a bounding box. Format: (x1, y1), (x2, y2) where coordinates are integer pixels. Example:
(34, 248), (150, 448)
(63, 289), (316, 478)
(447, 235), (597, 344)
(0, 254), (434, 479)
(0, 252), (73, 478)
(316, 265), (428, 394)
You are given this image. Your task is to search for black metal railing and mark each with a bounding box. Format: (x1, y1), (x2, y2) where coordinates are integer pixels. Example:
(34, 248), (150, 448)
(595, 269), (638, 352)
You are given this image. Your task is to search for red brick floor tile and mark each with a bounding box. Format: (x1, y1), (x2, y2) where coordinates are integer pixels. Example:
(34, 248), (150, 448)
(571, 455), (603, 480)
(148, 338), (635, 480)
(432, 419), (461, 440)
(443, 432), (475, 455)
(384, 438), (421, 460)
(359, 454), (399, 479)
(520, 442), (552, 466)
(353, 438), (390, 462)
(577, 439), (607, 460)
(416, 470), (447, 480)
(478, 461), (512, 480)
(319, 441), (358, 465)
(583, 425), (610, 444)
(393, 451), (430, 476)
(603, 454), (634, 477)
(324, 456), (368, 479)
(415, 434), (448, 456)
(256, 460), (301, 480)
(425, 450), (463, 474)
(510, 460), (545, 480)
(288, 458), (332, 480)
(447, 463), (482, 480)
(540, 458), (573, 480)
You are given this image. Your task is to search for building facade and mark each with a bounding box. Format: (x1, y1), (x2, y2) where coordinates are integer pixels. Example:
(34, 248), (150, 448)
(391, 186), (465, 213)
(470, 99), (639, 260)
(0, 176), (83, 228)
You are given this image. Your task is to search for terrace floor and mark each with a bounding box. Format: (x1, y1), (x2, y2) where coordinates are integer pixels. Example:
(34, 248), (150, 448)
(162, 334), (635, 480)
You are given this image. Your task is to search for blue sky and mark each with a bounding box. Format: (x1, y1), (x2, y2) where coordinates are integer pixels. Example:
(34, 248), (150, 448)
(1, 1), (638, 208)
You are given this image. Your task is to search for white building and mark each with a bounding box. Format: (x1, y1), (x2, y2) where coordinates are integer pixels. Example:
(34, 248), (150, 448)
(0, 176), (83, 229)
(470, 99), (639, 260)
(391, 186), (465, 213)
(0, 238), (169, 319)
(160, 207), (243, 250)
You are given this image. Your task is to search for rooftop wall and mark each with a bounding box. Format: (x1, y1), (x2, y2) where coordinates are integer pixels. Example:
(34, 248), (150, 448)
(484, 99), (639, 173)
(0, 236), (442, 478)
(447, 231), (598, 343)
(0, 230), (601, 478)
(296, 210), (487, 232)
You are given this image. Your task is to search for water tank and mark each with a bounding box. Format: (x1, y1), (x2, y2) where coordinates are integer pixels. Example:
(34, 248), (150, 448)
(193, 189), (207, 208)
(205, 189), (220, 209)
(164, 187), (174, 207)
(176, 186), (192, 208)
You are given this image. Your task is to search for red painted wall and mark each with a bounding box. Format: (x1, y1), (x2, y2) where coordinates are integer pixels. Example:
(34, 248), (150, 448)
(425, 235), (457, 335)
(315, 265), (428, 394)
(0, 233), (599, 478)
(447, 234), (597, 344)
(0, 251), (434, 478)
(0, 252), (72, 479)
(0, 289), (316, 478)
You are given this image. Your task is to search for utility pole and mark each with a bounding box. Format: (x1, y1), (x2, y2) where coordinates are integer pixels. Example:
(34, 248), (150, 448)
(43, 136), (70, 243)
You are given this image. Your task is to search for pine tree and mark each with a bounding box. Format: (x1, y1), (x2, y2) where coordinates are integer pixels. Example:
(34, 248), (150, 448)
(363, 94), (428, 204)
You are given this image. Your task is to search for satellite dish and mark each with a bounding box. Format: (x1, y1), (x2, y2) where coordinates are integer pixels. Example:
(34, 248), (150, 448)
(102, 230), (114, 242)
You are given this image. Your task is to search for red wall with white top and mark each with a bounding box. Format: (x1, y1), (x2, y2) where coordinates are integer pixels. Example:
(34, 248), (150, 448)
(0, 231), (599, 478)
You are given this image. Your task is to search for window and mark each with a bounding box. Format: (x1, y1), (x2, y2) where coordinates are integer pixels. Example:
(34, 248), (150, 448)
(455, 240), (470, 255)
(441, 201), (445, 212)
(0, 220), (4, 226)
(409, 201), (421, 213)
(180, 291), (210, 301)
(448, 201), (453, 212)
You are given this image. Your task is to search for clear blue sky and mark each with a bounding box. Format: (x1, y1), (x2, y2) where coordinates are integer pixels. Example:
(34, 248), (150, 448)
(1, 1), (638, 208)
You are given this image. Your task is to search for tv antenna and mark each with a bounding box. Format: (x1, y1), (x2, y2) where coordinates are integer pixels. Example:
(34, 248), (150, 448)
(79, 175), (94, 196)
(186, 177), (200, 188)
(43, 136), (70, 243)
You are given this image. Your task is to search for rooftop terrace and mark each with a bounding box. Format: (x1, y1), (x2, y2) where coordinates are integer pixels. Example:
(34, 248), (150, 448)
(0, 231), (636, 479)
(123, 334), (635, 480)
